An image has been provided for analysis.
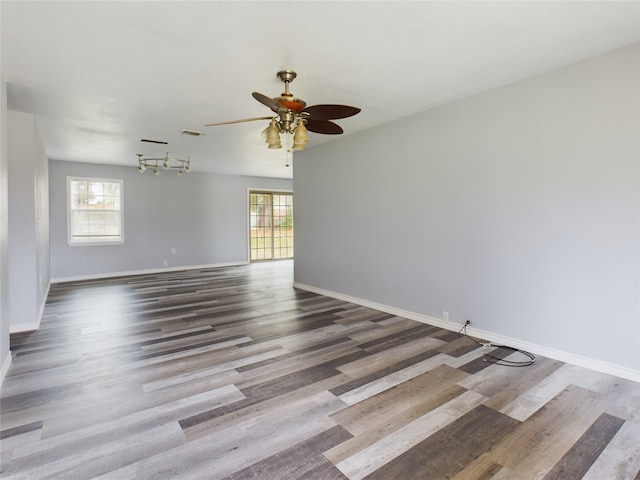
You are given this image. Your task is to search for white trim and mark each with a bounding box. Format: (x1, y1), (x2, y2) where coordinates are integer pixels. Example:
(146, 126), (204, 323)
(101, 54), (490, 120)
(247, 188), (294, 263)
(293, 282), (640, 383)
(248, 187), (294, 194)
(35, 279), (50, 327)
(9, 322), (39, 333)
(1, 351), (12, 385)
(51, 261), (249, 284)
(246, 188), (252, 262)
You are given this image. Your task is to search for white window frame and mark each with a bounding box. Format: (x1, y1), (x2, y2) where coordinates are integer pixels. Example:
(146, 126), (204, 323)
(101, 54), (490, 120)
(67, 176), (124, 246)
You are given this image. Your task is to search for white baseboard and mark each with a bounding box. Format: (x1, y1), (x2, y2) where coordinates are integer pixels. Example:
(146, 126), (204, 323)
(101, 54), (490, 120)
(9, 322), (39, 333)
(51, 261), (250, 284)
(1, 350), (12, 385)
(293, 282), (640, 383)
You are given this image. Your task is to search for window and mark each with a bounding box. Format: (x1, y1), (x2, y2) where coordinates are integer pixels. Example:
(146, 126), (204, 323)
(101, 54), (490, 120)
(250, 191), (293, 261)
(67, 177), (123, 245)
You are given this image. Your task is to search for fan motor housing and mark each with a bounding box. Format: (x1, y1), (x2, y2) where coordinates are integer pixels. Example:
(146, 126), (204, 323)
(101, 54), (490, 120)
(276, 93), (306, 112)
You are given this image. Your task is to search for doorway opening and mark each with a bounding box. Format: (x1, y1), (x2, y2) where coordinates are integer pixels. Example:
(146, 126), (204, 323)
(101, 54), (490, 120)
(249, 191), (293, 261)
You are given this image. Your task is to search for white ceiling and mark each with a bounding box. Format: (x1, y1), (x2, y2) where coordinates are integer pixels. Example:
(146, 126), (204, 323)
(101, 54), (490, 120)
(2, 1), (638, 179)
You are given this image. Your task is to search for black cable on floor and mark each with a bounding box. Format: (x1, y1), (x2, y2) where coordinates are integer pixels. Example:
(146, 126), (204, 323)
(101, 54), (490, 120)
(457, 321), (536, 367)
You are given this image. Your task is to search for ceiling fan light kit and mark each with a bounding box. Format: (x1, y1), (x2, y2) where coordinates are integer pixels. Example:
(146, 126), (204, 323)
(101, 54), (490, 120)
(137, 153), (191, 176)
(265, 118), (283, 149)
(205, 70), (360, 156)
(293, 120), (309, 150)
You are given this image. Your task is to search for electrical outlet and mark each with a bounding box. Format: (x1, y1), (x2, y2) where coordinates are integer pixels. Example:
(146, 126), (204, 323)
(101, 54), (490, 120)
(443, 311), (449, 323)
(162, 260), (168, 267)
(170, 248), (176, 255)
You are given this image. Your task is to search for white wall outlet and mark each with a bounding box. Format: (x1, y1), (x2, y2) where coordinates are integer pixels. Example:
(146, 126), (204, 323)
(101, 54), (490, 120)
(162, 260), (168, 267)
(170, 248), (176, 255)
(443, 311), (449, 322)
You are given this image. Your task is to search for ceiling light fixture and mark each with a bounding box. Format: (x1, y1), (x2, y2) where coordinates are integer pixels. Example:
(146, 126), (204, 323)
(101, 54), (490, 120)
(259, 72), (310, 152)
(205, 70), (359, 156)
(137, 153), (191, 176)
(261, 122), (306, 167)
(261, 113), (308, 152)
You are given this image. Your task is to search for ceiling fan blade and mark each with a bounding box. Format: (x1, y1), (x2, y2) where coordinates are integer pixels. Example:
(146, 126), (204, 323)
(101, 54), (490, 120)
(302, 104), (361, 120)
(305, 118), (344, 135)
(252, 92), (287, 114)
(205, 116), (273, 127)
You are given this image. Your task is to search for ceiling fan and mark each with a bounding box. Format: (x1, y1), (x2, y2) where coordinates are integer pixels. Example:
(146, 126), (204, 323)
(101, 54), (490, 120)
(205, 70), (360, 151)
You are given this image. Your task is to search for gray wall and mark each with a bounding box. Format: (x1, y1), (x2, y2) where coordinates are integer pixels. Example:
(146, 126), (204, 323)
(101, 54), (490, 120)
(294, 44), (639, 374)
(49, 160), (292, 279)
(7, 110), (50, 331)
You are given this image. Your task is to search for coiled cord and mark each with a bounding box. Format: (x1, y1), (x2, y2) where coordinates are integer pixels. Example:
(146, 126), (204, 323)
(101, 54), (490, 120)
(458, 321), (536, 367)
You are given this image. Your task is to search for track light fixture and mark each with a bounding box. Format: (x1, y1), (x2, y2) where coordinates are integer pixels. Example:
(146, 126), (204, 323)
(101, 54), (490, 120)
(137, 153), (191, 176)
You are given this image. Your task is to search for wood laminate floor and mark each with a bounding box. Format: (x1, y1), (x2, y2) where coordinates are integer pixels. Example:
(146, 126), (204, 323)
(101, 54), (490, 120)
(1, 261), (639, 479)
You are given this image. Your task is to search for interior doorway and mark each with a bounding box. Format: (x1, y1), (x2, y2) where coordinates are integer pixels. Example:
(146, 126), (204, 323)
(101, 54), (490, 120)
(249, 191), (293, 261)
